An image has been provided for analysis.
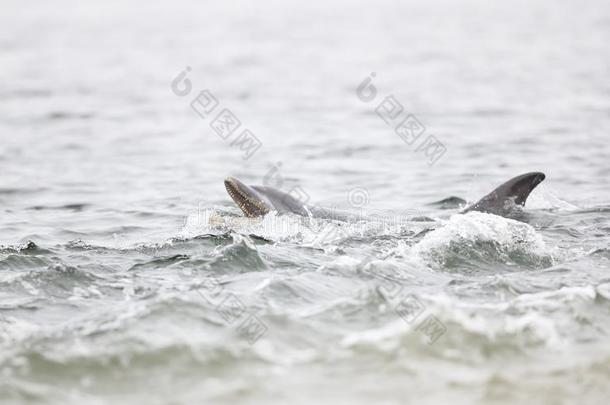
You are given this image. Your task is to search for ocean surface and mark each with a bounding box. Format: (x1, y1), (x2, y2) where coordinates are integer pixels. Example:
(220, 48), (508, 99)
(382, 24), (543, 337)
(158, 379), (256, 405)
(1, 0), (610, 404)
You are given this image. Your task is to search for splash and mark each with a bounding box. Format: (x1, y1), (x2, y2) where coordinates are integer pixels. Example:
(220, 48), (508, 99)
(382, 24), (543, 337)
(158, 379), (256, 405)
(409, 212), (554, 272)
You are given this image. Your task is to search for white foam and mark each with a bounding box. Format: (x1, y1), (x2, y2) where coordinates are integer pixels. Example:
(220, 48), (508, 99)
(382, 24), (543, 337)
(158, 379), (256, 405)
(408, 212), (551, 267)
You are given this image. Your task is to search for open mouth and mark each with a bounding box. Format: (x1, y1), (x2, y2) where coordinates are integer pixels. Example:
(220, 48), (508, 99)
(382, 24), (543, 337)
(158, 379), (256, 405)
(224, 177), (270, 217)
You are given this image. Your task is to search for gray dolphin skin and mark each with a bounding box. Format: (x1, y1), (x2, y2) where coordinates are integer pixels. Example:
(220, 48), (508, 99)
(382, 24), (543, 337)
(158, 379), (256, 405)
(224, 177), (310, 218)
(462, 172), (545, 216)
(224, 177), (354, 220)
(224, 172), (546, 219)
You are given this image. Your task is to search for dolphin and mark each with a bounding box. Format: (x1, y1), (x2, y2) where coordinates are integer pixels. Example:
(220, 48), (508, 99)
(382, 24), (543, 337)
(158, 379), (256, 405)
(224, 177), (310, 218)
(461, 172), (545, 216)
(224, 177), (358, 221)
(224, 172), (545, 219)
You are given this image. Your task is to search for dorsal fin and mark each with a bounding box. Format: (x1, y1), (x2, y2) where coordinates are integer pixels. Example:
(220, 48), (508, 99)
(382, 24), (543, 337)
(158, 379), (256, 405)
(463, 172), (545, 216)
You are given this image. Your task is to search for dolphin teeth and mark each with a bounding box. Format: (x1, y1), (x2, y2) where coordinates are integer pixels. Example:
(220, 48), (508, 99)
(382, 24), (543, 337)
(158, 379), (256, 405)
(224, 179), (269, 217)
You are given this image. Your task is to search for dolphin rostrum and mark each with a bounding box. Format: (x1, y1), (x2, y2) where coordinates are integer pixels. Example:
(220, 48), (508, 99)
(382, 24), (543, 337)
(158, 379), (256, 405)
(224, 172), (546, 219)
(224, 177), (310, 218)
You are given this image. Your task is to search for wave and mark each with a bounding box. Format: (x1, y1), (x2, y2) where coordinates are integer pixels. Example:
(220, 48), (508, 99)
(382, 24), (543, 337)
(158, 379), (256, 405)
(407, 212), (554, 272)
(180, 207), (432, 250)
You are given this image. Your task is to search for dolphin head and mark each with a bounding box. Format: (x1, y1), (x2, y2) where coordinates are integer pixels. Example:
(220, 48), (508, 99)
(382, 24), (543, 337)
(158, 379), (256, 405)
(224, 177), (272, 217)
(224, 176), (310, 217)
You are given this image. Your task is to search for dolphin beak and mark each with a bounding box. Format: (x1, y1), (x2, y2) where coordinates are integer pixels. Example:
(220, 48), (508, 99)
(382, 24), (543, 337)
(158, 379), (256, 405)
(224, 177), (270, 217)
(224, 176), (246, 193)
